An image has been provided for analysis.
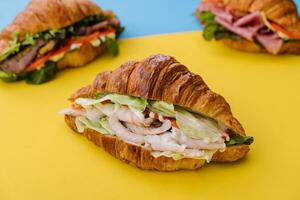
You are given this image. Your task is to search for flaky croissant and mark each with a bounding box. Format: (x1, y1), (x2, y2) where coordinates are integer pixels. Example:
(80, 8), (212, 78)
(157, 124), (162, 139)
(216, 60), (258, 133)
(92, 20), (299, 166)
(0, 0), (122, 84)
(197, 0), (300, 54)
(64, 54), (251, 171)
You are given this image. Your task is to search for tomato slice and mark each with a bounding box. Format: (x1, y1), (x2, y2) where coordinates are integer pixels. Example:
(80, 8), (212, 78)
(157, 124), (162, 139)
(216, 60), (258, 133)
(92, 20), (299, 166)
(164, 117), (178, 128)
(26, 28), (116, 72)
(269, 21), (300, 39)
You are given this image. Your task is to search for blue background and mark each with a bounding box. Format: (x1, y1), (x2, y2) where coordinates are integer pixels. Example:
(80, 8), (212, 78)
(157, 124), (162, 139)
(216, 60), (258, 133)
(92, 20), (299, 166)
(0, 0), (299, 39)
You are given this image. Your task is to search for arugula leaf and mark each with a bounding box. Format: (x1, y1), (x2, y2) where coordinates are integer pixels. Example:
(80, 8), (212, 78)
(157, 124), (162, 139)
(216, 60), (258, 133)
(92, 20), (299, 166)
(200, 11), (240, 41)
(203, 23), (220, 41)
(226, 135), (254, 146)
(106, 38), (119, 56)
(199, 11), (215, 24)
(215, 31), (240, 40)
(115, 26), (125, 37)
(26, 61), (58, 84)
(0, 31), (21, 62)
(0, 69), (29, 82)
(0, 70), (18, 82)
(22, 33), (38, 46)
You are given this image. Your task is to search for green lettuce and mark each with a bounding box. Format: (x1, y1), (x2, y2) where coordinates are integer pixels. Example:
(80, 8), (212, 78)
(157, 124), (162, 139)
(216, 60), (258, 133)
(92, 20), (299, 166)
(0, 70), (18, 82)
(175, 107), (221, 141)
(106, 38), (119, 56)
(148, 100), (175, 117)
(26, 61), (58, 84)
(0, 32), (21, 62)
(76, 93), (148, 112)
(226, 135), (254, 146)
(75, 116), (115, 135)
(98, 117), (115, 135)
(97, 93), (148, 112)
(199, 11), (240, 41)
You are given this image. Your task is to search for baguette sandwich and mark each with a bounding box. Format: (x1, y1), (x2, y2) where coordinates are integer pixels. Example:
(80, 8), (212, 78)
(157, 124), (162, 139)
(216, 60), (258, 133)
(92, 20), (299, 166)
(0, 0), (123, 84)
(61, 54), (253, 171)
(196, 0), (300, 54)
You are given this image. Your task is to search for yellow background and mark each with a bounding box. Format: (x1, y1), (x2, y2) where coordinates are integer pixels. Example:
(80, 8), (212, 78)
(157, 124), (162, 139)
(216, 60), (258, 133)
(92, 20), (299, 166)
(1, 32), (300, 200)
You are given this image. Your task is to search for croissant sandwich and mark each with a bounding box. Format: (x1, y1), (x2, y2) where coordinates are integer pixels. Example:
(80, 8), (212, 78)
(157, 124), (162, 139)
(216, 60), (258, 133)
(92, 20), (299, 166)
(0, 0), (123, 84)
(60, 54), (253, 171)
(196, 0), (300, 54)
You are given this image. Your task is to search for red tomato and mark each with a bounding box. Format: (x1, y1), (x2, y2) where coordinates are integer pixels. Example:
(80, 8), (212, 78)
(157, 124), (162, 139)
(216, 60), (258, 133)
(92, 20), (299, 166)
(270, 21), (300, 39)
(26, 28), (116, 72)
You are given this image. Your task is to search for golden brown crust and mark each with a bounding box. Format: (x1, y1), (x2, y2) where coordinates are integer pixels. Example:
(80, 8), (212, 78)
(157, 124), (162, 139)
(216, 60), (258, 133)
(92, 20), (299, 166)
(57, 43), (106, 70)
(203, 0), (300, 35)
(0, 0), (116, 55)
(70, 54), (245, 136)
(212, 145), (249, 162)
(65, 115), (206, 171)
(221, 38), (300, 54)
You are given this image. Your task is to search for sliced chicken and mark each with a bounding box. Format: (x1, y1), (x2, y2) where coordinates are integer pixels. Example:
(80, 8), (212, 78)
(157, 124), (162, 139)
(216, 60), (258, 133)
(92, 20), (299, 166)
(85, 107), (105, 121)
(108, 115), (145, 144)
(124, 120), (172, 135)
(171, 128), (225, 150)
(145, 132), (186, 153)
(96, 104), (146, 125)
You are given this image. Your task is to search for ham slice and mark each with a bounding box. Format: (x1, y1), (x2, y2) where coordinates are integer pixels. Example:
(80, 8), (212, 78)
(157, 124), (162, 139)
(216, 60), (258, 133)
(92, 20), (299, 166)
(198, 3), (283, 54)
(197, 3), (233, 23)
(256, 32), (283, 54)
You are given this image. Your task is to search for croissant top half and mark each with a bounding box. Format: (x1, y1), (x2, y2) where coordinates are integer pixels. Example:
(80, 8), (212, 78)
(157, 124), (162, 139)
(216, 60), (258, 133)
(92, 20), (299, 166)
(0, 0), (103, 55)
(70, 54), (246, 136)
(203, 0), (300, 35)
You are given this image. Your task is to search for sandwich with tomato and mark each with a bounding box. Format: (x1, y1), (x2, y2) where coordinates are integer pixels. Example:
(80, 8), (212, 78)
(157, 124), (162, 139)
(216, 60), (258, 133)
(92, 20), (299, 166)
(196, 0), (300, 54)
(0, 0), (123, 84)
(60, 54), (253, 171)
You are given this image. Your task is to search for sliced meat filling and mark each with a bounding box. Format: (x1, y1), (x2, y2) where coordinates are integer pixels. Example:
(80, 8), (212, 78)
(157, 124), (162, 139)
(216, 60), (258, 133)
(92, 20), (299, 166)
(61, 100), (229, 162)
(0, 17), (119, 74)
(0, 40), (47, 73)
(198, 3), (284, 54)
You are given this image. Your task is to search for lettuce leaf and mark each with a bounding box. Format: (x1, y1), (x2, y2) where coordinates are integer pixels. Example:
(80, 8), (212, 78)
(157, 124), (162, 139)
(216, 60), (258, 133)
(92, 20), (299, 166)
(0, 70), (18, 82)
(148, 100), (175, 117)
(97, 93), (148, 112)
(106, 38), (119, 56)
(199, 11), (240, 41)
(226, 135), (254, 146)
(26, 61), (58, 84)
(75, 116), (115, 135)
(98, 117), (115, 135)
(175, 107), (221, 141)
(76, 93), (148, 112)
(0, 32), (21, 62)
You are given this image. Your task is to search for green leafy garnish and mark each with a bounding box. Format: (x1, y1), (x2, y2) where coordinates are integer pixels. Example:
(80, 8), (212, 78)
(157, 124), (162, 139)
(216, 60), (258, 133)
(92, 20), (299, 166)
(0, 70), (18, 82)
(116, 26), (125, 37)
(203, 23), (220, 41)
(199, 11), (240, 41)
(226, 135), (254, 146)
(95, 93), (109, 99)
(26, 61), (58, 84)
(199, 11), (215, 24)
(0, 31), (21, 62)
(106, 38), (119, 56)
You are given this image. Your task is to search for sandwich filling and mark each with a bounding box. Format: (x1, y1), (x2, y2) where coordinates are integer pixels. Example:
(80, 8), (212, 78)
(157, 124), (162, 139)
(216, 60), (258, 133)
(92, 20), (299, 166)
(197, 2), (300, 54)
(61, 93), (253, 162)
(0, 14), (123, 84)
